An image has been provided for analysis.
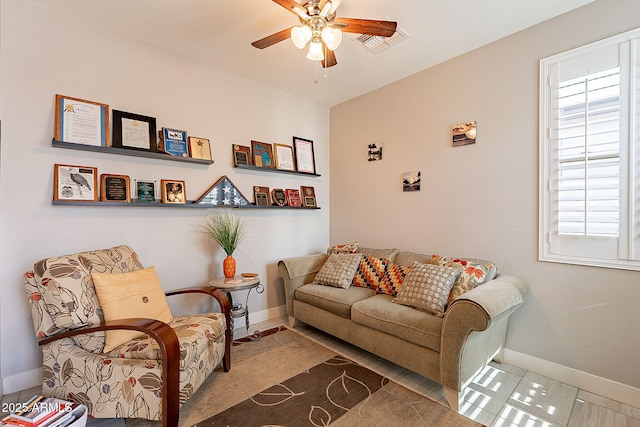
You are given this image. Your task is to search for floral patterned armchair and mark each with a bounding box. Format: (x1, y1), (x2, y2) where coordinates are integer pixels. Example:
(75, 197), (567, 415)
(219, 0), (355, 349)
(23, 245), (231, 427)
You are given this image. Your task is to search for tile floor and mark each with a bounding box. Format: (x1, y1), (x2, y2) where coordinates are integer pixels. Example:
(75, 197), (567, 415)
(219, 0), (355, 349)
(3, 317), (639, 427)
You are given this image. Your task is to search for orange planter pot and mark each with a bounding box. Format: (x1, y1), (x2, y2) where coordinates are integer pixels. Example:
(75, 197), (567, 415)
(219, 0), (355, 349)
(223, 255), (236, 278)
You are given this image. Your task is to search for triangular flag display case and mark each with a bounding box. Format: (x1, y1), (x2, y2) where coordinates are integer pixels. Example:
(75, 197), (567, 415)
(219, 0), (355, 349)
(195, 176), (250, 207)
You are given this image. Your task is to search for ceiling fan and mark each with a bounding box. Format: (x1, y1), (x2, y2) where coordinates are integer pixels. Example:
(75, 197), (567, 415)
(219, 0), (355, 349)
(251, 0), (397, 68)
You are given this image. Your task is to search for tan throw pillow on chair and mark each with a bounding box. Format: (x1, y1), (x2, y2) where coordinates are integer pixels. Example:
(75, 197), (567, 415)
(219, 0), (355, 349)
(92, 266), (173, 352)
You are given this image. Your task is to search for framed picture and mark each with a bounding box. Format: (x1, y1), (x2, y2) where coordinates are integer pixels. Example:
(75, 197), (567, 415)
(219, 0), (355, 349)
(273, 143), (295, 171)
(251, 140), (274, 168)
(300, 185), (316, 208)
(161, 179), (186, 204)
(159, 127), (188, 157)
(100, 174), (131, 202)
(233, 144), (252, 166)
(271, 188), (287, 206)
(403, 171), (421, 192)
(285, 188), (302, 207)
(188, 136), (212, 160)
(452, 121), (477, 147)
(132, 177), (158, 202)
(368, 143), (383, 161)
(54, 94), (109, 147)
(112, 110), (157, 152)
(254, 186), (271, 206)
(53, 164), (98, 202)
(293, 136), (316, 174)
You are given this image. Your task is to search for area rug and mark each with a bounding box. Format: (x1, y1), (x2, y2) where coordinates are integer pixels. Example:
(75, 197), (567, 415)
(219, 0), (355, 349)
(166, 326), (483, 427)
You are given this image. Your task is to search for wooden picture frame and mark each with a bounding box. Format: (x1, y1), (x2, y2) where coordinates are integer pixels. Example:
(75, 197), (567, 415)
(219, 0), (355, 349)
(293, 136), (316, 174)
(271, 188), (287, 206)
(273, 143), (296, 171)
(159, 127), (188, 157)
(300, 185), (316, 208)
(251, 140), (274, 168)
(53, 164), (98, 202)
(54, 95), (109, 147)
(161, 179), (186, 204)
(233, 144), (252, 166)
(254, 186), (271, 206)
(188, 136), (212, 160)
(100, 174), (131, 202)
(285, 188), (302, 207)
(112, 110), (157, 152)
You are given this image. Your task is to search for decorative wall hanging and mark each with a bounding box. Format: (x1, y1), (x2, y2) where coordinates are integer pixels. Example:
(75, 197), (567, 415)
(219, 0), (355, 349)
(452, 121), (477, 147)
(403, 171), (421, 192)
(368, 143), (383, 161)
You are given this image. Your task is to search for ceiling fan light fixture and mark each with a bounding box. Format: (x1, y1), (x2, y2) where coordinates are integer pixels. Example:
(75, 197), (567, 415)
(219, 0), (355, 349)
(306, 40), (324, 61)
(321, 26), (342, 50)
(291, 25), (312, 49)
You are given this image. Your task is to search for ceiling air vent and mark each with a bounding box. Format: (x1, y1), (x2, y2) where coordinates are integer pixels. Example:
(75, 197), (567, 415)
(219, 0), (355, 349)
(353, 26), (408, 54)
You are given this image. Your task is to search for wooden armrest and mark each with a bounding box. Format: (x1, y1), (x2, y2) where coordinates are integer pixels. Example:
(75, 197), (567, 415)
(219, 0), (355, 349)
(38, 318), (180, 427)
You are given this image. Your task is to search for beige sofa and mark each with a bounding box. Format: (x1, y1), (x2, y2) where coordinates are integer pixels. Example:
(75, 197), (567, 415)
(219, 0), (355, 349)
(278, 247), (527, 411)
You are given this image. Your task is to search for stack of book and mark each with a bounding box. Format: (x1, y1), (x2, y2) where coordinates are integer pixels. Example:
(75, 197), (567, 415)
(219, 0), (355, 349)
(1, 395), (86, 427)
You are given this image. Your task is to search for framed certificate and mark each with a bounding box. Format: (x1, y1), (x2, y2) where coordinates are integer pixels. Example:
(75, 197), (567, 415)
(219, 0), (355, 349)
(274, 143), (295, 171)
(100, 174), (131, 202)
(112, 110), (157, 152)
(188, 136), (212, 160)
(251, 140), (274, 168)
(53, 164), (98, 202)
(54, 95), (109, 147)
(293, 136), (316, 174)
(159, 127), (188, 157)
(161, 179), (186, 204)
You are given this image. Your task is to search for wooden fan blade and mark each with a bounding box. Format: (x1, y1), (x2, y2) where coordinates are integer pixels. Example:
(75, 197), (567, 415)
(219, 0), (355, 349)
(334, 17), (397, 37)
(251, 27), (293, 49)
(322, 46), (337, 68)
(273, 0), (309, 18)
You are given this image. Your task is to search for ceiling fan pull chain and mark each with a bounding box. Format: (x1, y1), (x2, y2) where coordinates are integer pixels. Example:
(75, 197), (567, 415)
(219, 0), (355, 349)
(314, 60), (319, 84)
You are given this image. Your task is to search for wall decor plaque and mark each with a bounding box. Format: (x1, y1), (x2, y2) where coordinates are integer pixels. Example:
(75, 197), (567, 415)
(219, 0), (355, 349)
(251, 140), (274, 168)
(188, 136), (212, 160)
(271, 188), (287, 206)
(300, 185), (316, 208)
(159, 127), (188, 157)
(233, 144), (252, 166)
(133, 178), (158, 202)
(53, 164), (98, 202)
(274, 143), (295, 171)
(254, 186), (271, 206)
(100, 174), (130, 202)
(285, 188), (302, 207)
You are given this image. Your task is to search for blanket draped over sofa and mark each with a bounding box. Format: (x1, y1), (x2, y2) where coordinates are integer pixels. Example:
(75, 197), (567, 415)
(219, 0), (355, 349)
(278, 246), (527, 411)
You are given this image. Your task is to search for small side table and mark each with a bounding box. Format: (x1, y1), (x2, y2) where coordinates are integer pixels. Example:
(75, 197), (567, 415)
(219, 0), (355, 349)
(209, 276), (264, 340)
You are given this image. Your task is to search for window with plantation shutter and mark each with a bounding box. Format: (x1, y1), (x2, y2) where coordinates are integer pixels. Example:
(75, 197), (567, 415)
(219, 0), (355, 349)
(540, 28), (640, 271)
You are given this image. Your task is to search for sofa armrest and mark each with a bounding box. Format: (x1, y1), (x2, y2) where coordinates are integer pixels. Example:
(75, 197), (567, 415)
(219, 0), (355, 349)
(278, 254), (328, 316)
(440, 275), (527, 392)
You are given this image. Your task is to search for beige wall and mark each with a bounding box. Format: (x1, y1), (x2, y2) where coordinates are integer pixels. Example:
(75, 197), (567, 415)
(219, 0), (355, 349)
(0, 0), (329, 391)
(330, 0), (640, 391)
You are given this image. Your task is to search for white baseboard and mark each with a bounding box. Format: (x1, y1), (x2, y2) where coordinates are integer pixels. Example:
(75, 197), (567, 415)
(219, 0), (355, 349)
(1, 368), (42, 395)
(504, 348), (640, 408)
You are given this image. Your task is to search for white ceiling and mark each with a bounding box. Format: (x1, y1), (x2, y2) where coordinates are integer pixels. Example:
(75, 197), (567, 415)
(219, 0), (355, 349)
(31, 0), (595, 107)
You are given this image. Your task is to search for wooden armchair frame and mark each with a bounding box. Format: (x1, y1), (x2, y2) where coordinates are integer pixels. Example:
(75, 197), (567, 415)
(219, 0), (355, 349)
(37, 286), (231, 427)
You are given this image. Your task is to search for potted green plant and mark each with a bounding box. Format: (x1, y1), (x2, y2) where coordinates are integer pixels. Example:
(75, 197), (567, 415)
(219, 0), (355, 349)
(199, 210), (248, 278)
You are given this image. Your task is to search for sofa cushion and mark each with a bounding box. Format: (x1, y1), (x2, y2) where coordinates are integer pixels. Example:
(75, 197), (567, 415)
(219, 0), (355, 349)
(313, 253), (362, 289)
(352, 256), (389, 290)
(394, 251), (434, 266)
(393, 262), (460, 317)
(327, 242), (359, 254)
(359, 247), (400, 263)
(377, 262), (410, 296)
(351, 294), (443, 352)
(430, 255), (498, 305)
(295, 284), (374, 319)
